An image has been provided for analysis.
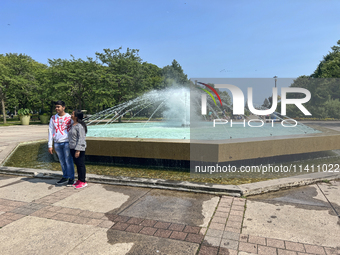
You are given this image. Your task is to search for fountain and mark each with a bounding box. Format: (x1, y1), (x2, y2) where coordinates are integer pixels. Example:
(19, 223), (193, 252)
(85, 87), (191, 139)
(81, 84), (340, 171)
(85, 85), (318, 140)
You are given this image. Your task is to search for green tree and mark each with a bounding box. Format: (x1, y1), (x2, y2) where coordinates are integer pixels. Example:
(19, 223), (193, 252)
(34, 65), (54, 114)
(0, 48), (192, 121)
(96, 47), (163, 107)
(162, 59), (189, 86)
(142, 62), (164, 90)
(0, 53), (44, 123)
(0, 55), (13, 123)
(312, 40), (340, 78)
(262, 98), (270, 108)
(48, 56), (103, 110)
(288, 40), (340, 118)
(324, 99), (340, 119)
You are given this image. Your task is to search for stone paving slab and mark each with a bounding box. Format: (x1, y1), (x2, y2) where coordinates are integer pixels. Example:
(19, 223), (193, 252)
(244, 196), (337, 243)
(67, 228), (135, 255)
(243, 183), (340, 248)
(119, 188), (219, 227)
(0, 177), (65, 202)
(0, 216), (97, 255)
(53, 184), (137, 213)
(0, 175), (23, 188)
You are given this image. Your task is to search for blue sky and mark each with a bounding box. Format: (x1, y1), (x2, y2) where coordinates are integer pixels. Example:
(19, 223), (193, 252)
(1, 0), (339, 80)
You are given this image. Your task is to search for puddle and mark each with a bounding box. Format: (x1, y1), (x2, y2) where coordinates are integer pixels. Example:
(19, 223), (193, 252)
(114, 189), (218, 226)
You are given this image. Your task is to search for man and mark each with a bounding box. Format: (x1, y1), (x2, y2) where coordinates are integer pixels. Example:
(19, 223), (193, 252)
(48, 100), (75, 185)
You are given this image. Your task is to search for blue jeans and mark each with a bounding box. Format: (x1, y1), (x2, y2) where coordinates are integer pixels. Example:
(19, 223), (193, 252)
(54, 142), (75, 179)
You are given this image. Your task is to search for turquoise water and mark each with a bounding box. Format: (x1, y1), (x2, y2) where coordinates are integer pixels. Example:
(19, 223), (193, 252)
(87, 121), (321, 140)
(87, 122), (189, 139)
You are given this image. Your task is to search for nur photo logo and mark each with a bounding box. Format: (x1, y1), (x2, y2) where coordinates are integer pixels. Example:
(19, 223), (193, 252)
(200, 83), (311, 116)
(198, 81), (312, 128)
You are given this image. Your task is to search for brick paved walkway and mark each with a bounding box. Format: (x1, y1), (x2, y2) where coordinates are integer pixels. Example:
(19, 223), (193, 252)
(1, 184), (337, 255)
(199, 197), (338, 255)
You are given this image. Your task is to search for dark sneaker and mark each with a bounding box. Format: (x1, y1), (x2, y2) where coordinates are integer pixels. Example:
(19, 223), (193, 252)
(67, 179), (75, 187)
(56, 177), (68, 185)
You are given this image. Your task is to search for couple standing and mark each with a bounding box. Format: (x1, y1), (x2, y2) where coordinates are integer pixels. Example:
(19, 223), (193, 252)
(48, 100), (87, 189)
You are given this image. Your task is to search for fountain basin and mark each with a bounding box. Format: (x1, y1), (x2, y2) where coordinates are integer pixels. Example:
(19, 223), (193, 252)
(3, 123), (340, 185)
(85, 124), (340, 167)
(85, 137), (190, 168)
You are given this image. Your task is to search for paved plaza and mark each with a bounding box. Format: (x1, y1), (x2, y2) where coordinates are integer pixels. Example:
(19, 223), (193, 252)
(0, 174), (339, 255)
(0, 125), (339, 254)
(0, 125), (48, 165)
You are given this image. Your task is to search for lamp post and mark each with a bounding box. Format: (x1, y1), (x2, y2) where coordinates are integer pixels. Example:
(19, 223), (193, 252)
(273, 76), (278, 88)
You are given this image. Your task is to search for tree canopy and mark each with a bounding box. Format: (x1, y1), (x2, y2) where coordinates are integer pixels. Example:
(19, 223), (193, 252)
(0, 48), (189, 123)
(0, 53), (45, 123)
(312, 40), (340, 78)
(284, 40), (340, 119)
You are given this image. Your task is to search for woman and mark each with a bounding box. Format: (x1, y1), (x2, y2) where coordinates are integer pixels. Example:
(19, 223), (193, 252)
(69, 110), (87, 189)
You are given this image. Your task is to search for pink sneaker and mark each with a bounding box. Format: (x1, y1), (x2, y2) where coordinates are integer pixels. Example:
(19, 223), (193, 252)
(74, 181), (87, 189)
(72, 180), (81, 187)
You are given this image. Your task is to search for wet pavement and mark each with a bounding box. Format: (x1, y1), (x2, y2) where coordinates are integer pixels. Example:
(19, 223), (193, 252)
(0, 174), (339, 255)
(243, 182), (340, 248)
(119, 189), (218, 227)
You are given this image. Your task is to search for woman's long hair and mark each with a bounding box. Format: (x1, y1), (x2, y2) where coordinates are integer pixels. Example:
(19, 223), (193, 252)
(74, 110), (87, 134)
